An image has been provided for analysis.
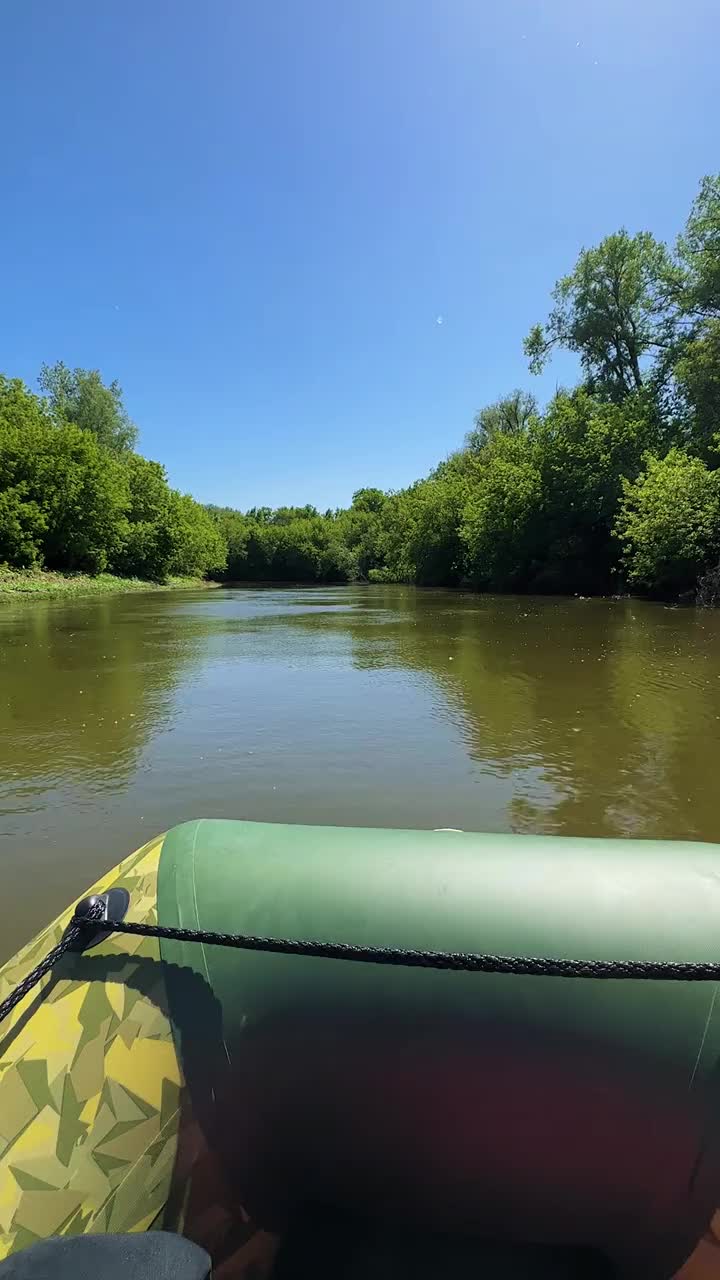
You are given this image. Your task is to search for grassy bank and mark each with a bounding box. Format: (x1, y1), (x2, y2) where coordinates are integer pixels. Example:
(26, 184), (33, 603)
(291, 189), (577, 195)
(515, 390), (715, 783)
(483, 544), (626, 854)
(0, 568), (218, 601)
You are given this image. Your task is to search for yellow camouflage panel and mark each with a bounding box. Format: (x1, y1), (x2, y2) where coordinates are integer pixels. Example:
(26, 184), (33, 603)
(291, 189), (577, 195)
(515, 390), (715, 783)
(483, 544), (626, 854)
(0, 836), (182, 1259)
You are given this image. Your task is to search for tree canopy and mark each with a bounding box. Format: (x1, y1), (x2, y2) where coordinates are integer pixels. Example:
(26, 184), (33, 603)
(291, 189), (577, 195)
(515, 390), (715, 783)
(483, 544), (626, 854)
(3, 174), (720, 601)
(678, 175), (720, 318)
(616, 451), (720, 595)
(39, 362), (138, 453)
(466, 390), (538, 451)
(0, 373), (225, 581)
(524, 231), (681, 401)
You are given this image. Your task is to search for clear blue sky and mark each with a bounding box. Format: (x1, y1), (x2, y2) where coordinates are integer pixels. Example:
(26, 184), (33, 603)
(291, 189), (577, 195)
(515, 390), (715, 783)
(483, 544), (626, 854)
(1, 0), (718, 510)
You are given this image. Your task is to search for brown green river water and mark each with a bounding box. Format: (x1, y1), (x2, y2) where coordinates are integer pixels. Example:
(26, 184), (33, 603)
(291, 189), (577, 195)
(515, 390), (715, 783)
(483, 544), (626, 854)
(2, 585), (720, 963)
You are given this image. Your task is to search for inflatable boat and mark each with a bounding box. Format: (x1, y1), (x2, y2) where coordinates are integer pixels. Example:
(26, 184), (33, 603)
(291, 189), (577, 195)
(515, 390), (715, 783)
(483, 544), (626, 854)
(2, 819), (720, 1279)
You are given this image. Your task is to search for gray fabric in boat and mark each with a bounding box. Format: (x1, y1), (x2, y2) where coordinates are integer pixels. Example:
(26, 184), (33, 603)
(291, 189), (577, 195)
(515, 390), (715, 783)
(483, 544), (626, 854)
(0, 1232), (211, 1279)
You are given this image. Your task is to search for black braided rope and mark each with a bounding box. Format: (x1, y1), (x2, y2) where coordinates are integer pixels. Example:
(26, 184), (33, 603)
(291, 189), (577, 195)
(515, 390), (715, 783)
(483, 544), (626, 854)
(76, 916), (720, 981)
(0, 926), (83, 1027)
(4, 908), (720, 1031)
(0, 909), (98, 1029)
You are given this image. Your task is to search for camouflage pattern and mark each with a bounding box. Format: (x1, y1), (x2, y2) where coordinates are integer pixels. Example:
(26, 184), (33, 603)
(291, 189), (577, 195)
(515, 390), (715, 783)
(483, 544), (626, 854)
(0, 836), (181, 1255)
(0, 835), (278, 1278)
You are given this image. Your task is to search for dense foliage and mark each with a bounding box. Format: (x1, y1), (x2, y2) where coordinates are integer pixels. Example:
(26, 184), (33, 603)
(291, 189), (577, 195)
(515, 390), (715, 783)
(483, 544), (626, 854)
(0, 374), (225, 579)
(39, 362), (139, 454)
(2, 174), (720, 598)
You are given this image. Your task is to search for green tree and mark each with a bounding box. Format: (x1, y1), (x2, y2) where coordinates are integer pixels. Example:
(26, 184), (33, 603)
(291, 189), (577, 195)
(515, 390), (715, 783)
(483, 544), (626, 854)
(40, 425), (129, 571)
(367, 474), (467, 586)
(677, 174), (720, 318)
(466, 390), (538, 451)
(350, 487), (386, 514)
(207, 508), (354, 583)
(268, 515), (356, 582)
(319, 537), (357, 582)
(666, 177), (720, 459)
(408, 474), (468, 585)
(39, 361), (138, 453)
(615, 449), (720, 594)
(672, 320), (720, 461)
(0, 378), (129, 573)
(0, 375), (52, 434)
(0, 378), (52, 566)
(461, 434), (542, 588)
(112, 455), (176, 580)
(0, 488), (47, 567)
(335, 488), (387, 578)
(370, 487), (423, 583)
(271, 504), (319, 525)
(165, 493), (228, 577)
(529, 389), (659, 590)
(524, 231), (681, 401)
(207, 506), (251, 580)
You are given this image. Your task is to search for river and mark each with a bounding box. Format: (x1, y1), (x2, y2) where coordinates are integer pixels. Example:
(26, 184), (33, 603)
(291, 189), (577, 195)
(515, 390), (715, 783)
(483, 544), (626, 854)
(1, 584), (719, 962)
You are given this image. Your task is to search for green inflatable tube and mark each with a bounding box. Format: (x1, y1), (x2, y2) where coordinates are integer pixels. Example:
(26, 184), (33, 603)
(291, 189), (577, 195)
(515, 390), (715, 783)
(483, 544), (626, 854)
(157, 819), (720, 1277)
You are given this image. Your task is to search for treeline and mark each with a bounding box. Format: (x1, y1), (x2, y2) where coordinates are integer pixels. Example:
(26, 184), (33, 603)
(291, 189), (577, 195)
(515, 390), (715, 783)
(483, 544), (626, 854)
(0, 364), (226, 580)
(3, 174), (720, 599)
(211, 174), (720, 601)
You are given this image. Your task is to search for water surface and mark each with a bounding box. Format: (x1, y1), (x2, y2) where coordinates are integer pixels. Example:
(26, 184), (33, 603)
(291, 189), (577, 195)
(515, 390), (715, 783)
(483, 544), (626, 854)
(2, 585), (719, 961)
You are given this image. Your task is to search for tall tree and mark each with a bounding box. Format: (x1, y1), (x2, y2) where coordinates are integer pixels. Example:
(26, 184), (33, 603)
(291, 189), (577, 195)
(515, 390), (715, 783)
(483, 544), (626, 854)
(350, 487), (387, 514)
(530, 389), (658, 590)
(466, 390), (538, 451)
(677, 174), (720, 318)
(0, 377), (53, 566)
(672, 320), (720, 461)
(461, 433), (542, 589)
(666, 176), (720, 459)
(39, 362), (138, 453)
(524, 231), (681, 401)
(0, 381), (130, 573)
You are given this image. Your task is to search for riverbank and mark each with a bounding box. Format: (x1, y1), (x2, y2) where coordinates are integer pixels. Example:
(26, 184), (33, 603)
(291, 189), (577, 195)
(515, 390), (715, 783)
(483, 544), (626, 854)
(0, 568), (218, 601)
